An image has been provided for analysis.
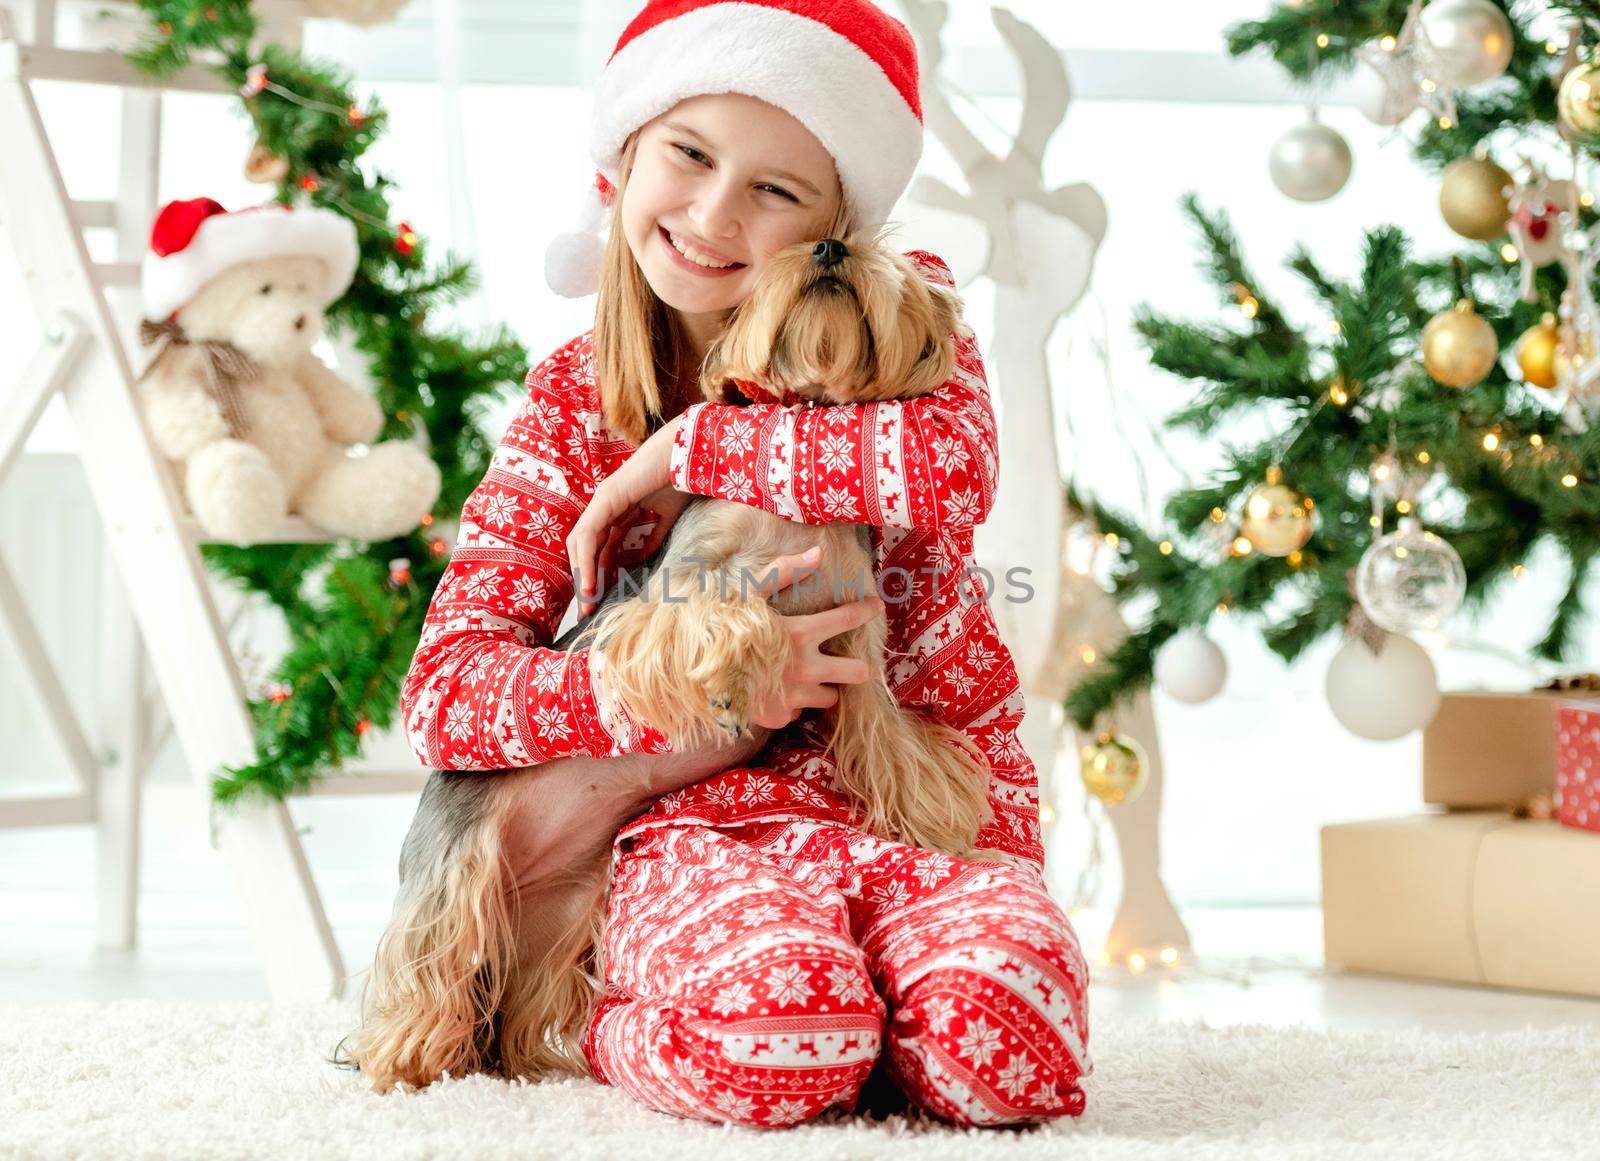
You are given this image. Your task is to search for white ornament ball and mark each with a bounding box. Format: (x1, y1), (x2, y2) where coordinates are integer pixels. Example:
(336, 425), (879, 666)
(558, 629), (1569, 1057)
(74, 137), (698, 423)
(1269, 118), (1353, 202)
(1154, 628), (1228, 705)
(1419, 0), (1514, 89)
(1352, 42), (1421, 125)
(1324, 632), (1442, 741)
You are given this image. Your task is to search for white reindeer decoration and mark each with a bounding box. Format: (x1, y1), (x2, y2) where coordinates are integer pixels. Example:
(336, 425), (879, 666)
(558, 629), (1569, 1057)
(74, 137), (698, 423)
(900, 1), (1190, 965)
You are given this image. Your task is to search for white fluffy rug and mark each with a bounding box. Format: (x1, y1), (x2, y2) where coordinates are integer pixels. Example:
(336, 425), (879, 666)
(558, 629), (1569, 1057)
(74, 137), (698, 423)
(2, 1001), (1595, 1160)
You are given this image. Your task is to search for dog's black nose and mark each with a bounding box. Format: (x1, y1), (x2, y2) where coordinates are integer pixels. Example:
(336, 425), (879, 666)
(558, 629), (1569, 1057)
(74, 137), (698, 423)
(812, 239), (848, 269)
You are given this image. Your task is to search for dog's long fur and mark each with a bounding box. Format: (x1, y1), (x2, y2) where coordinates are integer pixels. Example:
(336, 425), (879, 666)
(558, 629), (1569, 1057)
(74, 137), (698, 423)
(342, 227), (998, 1093)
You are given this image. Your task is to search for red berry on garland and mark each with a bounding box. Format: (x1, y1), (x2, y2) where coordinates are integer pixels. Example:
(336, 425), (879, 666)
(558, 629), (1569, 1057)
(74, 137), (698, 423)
(266, 682), (291, 703)
(388, 557), (412, 587)
(356, 718), (372, 736)
(395, 221), (418, 256)
(300, 174), (319, 192)
(239, 63), (268, 97)
(429, 538), (447, 557)
(347, 104), (364, 125)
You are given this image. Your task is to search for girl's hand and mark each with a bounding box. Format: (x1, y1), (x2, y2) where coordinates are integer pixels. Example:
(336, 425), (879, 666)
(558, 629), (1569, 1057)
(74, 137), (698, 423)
(568, 415), (684, 615)
(747, 545), (885, 729)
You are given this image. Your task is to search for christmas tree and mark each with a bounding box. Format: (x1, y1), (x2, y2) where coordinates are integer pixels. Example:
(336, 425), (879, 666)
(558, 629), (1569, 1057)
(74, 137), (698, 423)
(128, 1), (525, 803)
(1066, 0), (1600, 739)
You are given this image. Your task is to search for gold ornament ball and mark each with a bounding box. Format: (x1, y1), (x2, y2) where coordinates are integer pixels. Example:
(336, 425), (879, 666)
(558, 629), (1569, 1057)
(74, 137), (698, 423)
(1438, 156), (1513, 241)
(1080, 734), (1149, 807)
(1516, 315), (1561, 389)
(1422, 300), (1499, 388)
(1240, 469), (1316, 557)
(1558, 59), (1600, 138)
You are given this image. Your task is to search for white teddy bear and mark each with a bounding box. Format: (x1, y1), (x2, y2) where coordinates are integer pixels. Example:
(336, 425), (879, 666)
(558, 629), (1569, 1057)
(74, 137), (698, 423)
(138, 198), (440, 545)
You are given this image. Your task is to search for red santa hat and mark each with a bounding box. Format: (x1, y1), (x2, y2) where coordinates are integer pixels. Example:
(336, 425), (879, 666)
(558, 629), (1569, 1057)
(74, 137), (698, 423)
(544, 0), (925, 298)
(142, 197), (361, 319)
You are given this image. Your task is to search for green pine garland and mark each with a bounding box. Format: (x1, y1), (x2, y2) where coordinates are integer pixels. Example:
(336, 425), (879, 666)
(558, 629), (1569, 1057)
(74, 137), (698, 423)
(126, 2), (526, 804)
(1069, 1), (1600, 731)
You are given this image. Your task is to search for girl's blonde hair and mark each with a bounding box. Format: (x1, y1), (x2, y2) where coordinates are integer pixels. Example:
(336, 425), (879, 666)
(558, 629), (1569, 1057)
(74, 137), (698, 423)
(593, 127), (858, 445)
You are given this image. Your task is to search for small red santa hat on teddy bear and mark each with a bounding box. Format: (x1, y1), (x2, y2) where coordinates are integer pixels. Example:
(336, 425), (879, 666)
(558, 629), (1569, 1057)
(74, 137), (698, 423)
(142, 197), (360, 319)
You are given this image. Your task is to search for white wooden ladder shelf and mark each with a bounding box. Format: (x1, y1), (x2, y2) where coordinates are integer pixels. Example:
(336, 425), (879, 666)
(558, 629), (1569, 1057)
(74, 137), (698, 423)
(0, 1), (420, 1000)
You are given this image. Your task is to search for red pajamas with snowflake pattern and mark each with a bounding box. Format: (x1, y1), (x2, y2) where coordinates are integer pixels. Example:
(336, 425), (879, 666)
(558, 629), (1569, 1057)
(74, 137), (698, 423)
(399, 249), (1091, 1127)
(583, 820), (1091, 1127)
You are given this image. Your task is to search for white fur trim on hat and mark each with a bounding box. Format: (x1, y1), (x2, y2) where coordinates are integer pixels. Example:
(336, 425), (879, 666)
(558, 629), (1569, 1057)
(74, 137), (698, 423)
(142, 205), (361, 319)
(590, 3), (923, 232)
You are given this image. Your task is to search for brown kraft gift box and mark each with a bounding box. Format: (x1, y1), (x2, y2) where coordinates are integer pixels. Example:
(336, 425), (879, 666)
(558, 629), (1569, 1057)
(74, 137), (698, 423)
(1321, 813), (1600, 997)
(1421, 691), (1561, 808)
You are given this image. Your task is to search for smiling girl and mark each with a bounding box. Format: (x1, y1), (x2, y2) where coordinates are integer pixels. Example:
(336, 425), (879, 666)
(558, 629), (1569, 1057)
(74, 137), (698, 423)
(389, 0), (1091, 1128)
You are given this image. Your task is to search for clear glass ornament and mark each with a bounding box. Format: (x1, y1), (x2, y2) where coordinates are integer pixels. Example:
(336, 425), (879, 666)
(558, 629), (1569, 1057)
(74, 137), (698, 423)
(1355, 517), (1467, 633)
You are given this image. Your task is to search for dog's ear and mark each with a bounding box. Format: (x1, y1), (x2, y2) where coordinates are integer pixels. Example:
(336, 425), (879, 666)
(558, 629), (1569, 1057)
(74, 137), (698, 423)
(896, 280), (961, 397)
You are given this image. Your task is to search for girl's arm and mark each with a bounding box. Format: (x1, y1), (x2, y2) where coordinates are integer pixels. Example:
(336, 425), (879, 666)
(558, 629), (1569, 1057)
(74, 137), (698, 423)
(400, 367), (675, 771)
(666, 251), (997, 534)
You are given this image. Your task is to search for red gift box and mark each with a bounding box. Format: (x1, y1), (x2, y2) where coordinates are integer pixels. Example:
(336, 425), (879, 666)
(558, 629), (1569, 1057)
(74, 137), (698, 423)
(1554, 702), (1600, 834)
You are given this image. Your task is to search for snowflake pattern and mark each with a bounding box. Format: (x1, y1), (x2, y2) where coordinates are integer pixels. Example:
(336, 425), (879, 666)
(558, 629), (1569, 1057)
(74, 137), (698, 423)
(995, 1054), (1038, 1100)
(823, 964), (870, 1005)
(442, 701), (474, 742)
(480, 492), (518, 528)
(708, 979), (756, 1016)
(721, 469), (757, 504)
(741, 774), (776, 804)
(689, 921), (732, 956)
(930, 432), (967, 474)
(956, 1017), (1005, 1068)
(818, 485), (862, 519)
(717, 417), (758, 457)
(522, 508), (561, 544)
(912, 854), (953, 888)
(942, 488), (984, 528)
(923, 996), (959, 1036)
(531, 704), (574, 741)
(530, 654), (565, 692)
(872, 878), (911, 908)
(817, 431), (857, 473)
(712, 1092), (756, 1123)
(766, 1098), (813, 1125)
(741, 901), (787, 929)
(764, 963), (816, 1007)
(459, 568), (501, 601)
(965, 640), (999, 674)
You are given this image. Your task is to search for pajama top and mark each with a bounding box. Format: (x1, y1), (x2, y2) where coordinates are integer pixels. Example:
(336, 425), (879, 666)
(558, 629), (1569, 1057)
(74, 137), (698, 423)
(399, 249), (1044, 867)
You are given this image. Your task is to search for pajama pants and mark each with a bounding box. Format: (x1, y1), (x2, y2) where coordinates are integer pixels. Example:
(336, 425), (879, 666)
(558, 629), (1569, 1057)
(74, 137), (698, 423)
(581, 819), (1092, 1128)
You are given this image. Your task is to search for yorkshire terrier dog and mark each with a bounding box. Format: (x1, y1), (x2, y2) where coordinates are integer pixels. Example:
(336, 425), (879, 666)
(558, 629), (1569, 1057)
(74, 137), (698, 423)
(588, 226), (993, 854)
(343, 226), (997, 1094)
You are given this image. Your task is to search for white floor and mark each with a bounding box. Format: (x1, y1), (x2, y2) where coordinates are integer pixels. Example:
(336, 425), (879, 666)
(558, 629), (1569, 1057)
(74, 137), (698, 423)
(4, 781), (1598, 1038)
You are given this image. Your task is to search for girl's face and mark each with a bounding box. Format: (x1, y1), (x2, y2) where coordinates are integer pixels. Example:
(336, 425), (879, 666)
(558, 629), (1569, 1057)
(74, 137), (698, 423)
(620, 93), (843, 327)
